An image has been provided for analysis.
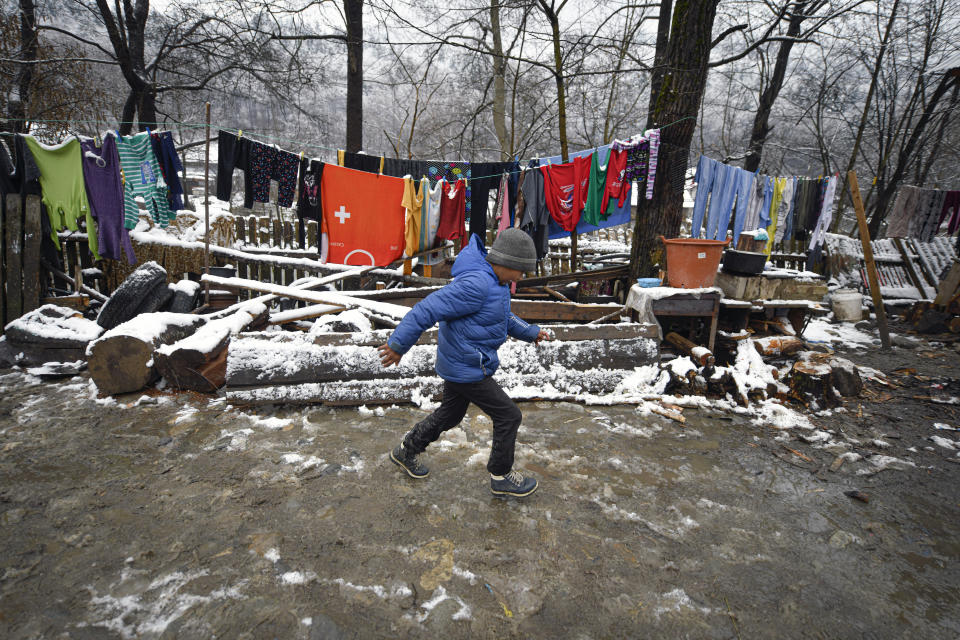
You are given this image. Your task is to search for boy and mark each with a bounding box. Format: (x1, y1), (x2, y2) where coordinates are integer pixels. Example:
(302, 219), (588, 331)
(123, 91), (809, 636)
(377, 228), (550, 497)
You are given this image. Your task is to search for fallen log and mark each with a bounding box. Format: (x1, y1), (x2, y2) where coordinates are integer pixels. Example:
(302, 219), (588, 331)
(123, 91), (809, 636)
(664, 332), (715, 367)
(226, 368), (632, 407)
(226, 335), (659, 387)
(154, 302), (269, 392)
(87, 313), (207, 395)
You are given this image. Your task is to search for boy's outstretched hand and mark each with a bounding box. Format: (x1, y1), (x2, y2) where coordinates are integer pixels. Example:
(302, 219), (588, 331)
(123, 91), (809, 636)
(534, 329), (552, 344)
(378, 343), (402, 367)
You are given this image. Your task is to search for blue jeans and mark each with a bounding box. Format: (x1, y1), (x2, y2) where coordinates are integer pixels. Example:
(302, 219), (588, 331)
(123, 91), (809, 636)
(690, 155), (717, 238)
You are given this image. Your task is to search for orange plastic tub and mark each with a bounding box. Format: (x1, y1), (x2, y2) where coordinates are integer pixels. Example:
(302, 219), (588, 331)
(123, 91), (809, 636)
(659, 236), (729, 288)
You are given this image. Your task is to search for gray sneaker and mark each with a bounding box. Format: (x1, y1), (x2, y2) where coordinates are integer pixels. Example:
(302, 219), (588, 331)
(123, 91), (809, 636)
(390, 444), (429, 479)
(490, 470), (538, 497)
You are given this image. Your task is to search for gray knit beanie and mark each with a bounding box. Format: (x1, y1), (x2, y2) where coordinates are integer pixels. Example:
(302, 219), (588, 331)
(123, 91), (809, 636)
(486, 228), (537, 273)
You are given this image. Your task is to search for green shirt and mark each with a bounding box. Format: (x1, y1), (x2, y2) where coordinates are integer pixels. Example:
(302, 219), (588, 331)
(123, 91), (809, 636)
(23, 136), (100, 260)
(581, 148), (616, 226)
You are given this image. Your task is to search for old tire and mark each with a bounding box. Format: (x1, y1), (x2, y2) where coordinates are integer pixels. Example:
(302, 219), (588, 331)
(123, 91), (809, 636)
(96, 261), (168, 330)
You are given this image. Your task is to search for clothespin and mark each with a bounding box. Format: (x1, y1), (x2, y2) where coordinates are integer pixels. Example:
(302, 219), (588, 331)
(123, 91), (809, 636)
(115, 129), (121, 138)
(146, 126), (151, 136)
(300, 151), (304, 160)
(238, 129), (243, 139)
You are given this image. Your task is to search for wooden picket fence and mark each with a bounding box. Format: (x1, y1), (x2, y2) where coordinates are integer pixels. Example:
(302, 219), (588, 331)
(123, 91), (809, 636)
(1, 194), (43, 333)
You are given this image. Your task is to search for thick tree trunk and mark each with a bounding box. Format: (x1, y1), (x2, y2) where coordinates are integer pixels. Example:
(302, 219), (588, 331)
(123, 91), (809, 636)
(344, 0), (364, 153)
(631, 0), (720, 280)
(490, 0), (510, 158)
(742, 4), (805, 173)
(8, 0), (38, 135)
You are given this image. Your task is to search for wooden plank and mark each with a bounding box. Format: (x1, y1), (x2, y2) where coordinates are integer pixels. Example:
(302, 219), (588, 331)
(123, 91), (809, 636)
(269, 303), (347, 324)
(934, 260), (960, 307)
(5, 195), (23, 322)
(1, 195), (7, 327)
(247, 215), (258, 245)
(651, 297), (718, 315)
(272, 218), (282, 248)
(236, 217), (246, 245)
(283, 221), (294, 250)
(510, 299), (623, 323)
(848, 170), (890, 349)
(21, 195), (42, 313)
(518, 264), (629, 288)
(307, 220), (318, 250)
(201, 273), (411, 319)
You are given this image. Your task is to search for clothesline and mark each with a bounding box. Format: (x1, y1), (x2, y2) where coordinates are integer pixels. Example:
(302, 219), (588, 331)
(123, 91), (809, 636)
(0, 115), (694, 184)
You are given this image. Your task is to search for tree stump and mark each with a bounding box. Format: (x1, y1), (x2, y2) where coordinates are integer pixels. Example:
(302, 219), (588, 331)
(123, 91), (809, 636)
(88, 313), (207, 395)
(155, 304), (268, 392)
(788, 353), (841, 408)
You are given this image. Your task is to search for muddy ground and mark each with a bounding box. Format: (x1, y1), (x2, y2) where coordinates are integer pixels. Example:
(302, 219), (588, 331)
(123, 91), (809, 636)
(1, 319), (959, 639)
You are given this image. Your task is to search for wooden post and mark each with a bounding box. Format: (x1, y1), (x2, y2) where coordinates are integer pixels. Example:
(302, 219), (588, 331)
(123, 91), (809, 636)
(848, 170), (890, 350)
(22, 195), (42, 314)
(5, 195), (23, 323)
(203, 101), (211, 307)
(1, 195), (8, 326)
(570, 232), (578, 274)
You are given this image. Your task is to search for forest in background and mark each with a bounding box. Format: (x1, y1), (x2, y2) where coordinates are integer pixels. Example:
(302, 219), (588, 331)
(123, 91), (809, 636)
(1, 0), (958, 269)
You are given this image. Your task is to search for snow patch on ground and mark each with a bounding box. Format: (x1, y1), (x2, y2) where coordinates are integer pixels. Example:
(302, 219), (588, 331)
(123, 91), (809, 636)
(83, 569), (246, 639)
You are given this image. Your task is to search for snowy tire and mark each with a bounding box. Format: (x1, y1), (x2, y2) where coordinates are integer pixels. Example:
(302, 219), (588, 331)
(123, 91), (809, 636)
(96, 261), (168, 330)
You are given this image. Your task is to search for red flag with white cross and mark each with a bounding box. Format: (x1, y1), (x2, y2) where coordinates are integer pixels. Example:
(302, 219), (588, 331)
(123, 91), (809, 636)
(320, 164), (406, 266)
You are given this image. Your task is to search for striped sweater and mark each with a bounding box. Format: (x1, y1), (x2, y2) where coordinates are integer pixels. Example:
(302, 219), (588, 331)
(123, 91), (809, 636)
(115, 132), (173, 229)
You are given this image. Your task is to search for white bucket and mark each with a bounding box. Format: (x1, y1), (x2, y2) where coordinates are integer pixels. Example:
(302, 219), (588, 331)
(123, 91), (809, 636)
(831, 289), (863, 322)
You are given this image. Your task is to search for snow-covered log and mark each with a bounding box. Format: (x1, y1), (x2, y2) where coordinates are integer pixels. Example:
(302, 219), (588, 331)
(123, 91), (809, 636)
(226, 336), (658, 388)
(226, 368), (633, 407)
(154, 303), (268, 392)
(87, 313), (207, 395)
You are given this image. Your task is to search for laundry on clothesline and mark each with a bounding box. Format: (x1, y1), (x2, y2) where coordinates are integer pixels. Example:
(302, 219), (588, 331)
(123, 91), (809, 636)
(689, 154), (840, 262)
(886, 185), (960, 242)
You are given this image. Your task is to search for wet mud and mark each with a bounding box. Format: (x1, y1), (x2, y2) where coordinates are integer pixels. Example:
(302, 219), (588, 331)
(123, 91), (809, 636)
(1, 329), (959, 638)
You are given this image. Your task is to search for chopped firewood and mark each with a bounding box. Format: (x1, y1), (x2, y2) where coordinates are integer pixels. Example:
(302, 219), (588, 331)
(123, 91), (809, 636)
(650, 405), (686, 425)
(664, 332), (715, 367)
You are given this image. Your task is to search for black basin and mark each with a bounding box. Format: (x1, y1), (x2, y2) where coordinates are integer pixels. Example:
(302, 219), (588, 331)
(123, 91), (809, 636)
(722, 249), (766, 275)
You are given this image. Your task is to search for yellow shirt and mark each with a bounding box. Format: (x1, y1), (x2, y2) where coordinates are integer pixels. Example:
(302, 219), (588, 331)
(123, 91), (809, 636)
(765, 177), (786, 257)
(402, 177), (426, 257)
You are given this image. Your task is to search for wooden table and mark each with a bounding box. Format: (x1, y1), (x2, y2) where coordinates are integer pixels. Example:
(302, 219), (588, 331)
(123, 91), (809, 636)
(626, 286), (722, 351)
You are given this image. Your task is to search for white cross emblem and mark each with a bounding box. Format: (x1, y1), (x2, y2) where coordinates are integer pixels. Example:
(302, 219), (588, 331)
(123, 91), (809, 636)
(335, 205), (351, 223)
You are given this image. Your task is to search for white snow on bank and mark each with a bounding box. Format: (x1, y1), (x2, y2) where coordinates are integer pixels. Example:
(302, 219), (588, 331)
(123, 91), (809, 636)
(803, 318), (877, 347)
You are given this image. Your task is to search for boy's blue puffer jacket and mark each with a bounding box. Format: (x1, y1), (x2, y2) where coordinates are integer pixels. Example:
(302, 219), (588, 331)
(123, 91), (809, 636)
(387, 234), (540, 383)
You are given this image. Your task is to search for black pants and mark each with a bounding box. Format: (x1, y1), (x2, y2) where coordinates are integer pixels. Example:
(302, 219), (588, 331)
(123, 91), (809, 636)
(403, 377), (522, 476)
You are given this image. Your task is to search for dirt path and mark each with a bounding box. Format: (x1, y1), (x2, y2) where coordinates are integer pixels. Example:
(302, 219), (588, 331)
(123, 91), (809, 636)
(0, 327), (958, 638)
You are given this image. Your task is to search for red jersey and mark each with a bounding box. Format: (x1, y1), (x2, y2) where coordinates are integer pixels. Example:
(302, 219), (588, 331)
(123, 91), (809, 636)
(540, 155), (590, 232)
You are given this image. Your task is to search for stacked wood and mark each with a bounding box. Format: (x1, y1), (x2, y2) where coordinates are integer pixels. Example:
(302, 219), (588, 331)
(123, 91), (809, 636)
(87, 313), (207, 395)
(154, 303), (269, 392)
